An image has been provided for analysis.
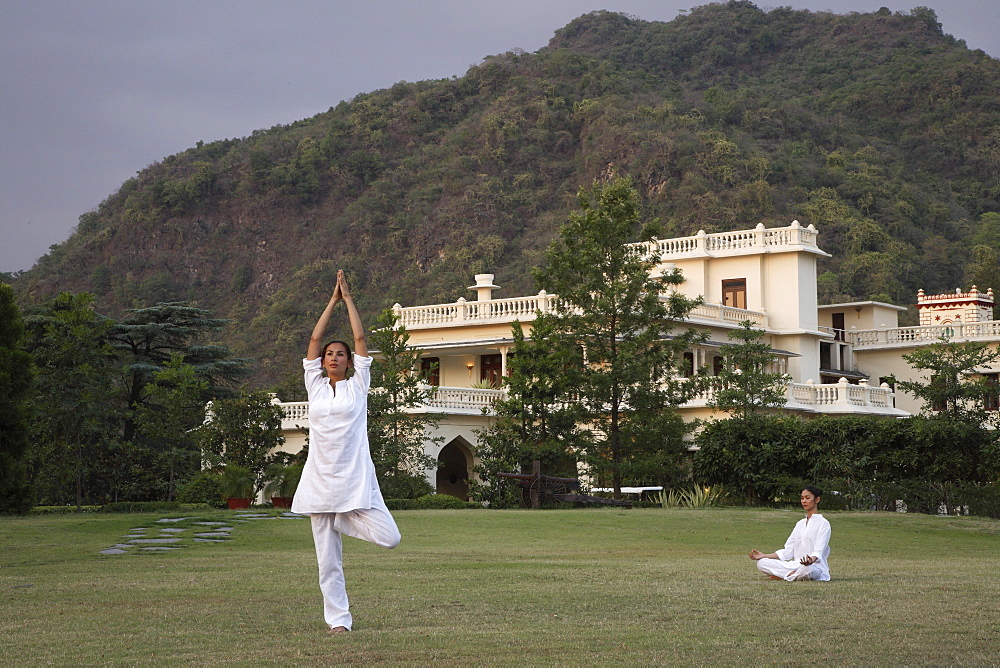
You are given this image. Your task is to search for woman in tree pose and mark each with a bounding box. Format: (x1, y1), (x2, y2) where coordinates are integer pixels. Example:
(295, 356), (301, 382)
(749, 486), (831, 581)
(292, 270), (401, 633)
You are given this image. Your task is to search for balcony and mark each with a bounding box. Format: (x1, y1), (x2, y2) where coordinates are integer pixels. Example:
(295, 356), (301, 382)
(276, 375), (908, 426)
(276, 401), (309, 431)
(681, 377), (908, 416)
(687, 302), (768, 328)
(393, 293), (561, 330)
(847, 321), (1000, 350)
(416, 387), (504, 414)
(637, 220), (827, 260)
(394, 293), (767, 331)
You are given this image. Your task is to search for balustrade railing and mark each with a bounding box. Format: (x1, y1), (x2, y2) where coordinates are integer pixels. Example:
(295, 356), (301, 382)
(277, 376), (902, 423)
(396, 293), (766, 330)
(688, 302), (767, 327)
(394, 293), (561, 329)
(422, 387), (505, 411)
(278, 401), (309, 428)
(847, 321), (1000, 348)
(684, 377), (900, 413)
(643, 221), (820, 260)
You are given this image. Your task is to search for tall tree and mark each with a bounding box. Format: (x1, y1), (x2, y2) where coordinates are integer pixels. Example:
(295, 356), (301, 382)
(708, 320), (787, 420)
(198, 391), (285, 499)
(895, 338), (1000, 426)
(533, 175), (704, 497)
(0, 283), (35, 513)
(471, 318), (587, 507)
(24, 293), (119, 508)
(891, 338), (1000, 491)
(133, 355), (209, 501)
(108, 302), (250, 442)
(367, 309), (438, 499)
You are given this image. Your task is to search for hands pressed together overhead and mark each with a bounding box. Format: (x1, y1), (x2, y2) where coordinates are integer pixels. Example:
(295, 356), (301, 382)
(331, 269), (351, 304)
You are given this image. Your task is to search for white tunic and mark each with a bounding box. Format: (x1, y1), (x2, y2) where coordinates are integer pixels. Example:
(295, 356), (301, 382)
(291, 355), (378, 514)
(775, 513), (832, 581)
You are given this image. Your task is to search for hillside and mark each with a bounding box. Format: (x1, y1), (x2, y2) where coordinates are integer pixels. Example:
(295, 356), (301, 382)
(12, 2), (1000, 387)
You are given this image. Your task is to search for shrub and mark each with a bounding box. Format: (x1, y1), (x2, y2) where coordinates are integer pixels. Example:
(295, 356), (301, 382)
(101, 501), (181, 513)
(693, 414), (805, 504)
(384, 494), (482, 510)
(30, 505), (102, 514)
(384, 498), (418, 511)
(652, 486), (725, 508)
(378, 472), (435, 500)
(176, 471), (225, 507)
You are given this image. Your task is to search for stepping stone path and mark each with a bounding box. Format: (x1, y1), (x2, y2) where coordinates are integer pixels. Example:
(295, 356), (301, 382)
(99, 512), (305, 555)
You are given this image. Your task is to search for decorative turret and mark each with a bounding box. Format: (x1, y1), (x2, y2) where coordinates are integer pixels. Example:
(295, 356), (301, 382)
(468, 274), (500, 301)
(916, 286), (994, 326)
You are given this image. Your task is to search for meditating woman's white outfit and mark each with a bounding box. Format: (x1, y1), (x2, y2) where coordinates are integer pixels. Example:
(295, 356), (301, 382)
(756, 513), (831, 581)
(292, 355), (400, 630)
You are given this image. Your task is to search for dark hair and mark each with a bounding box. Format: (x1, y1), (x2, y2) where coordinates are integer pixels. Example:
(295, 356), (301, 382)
(802, 485), (823, 498)
(321, 340), (353, 362)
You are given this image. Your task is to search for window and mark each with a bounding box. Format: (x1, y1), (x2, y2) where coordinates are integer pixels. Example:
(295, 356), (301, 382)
(682, 352), (695, 378)
(820, 342), (832, 369)
(420, 357), (440, 386)
(722, 278), (747, 309)
(480, 354), (502, 387)
(831, 312), (845, 342)
(985, 373), (999, 412)
(712, 355), (724, 376)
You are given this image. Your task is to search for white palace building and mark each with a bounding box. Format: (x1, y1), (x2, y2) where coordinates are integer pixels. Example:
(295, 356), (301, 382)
(272, 221), (1000, 499)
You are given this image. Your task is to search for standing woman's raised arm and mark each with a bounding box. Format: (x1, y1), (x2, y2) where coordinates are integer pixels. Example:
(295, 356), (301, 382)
(337, 270), (368, 357)
(307, 281), (342, 360)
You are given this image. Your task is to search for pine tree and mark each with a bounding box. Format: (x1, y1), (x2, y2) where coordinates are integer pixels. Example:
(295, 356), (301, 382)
(367, 310), (439, 499)
(708, 320), (787, 420)
(532, 176), (704, 497)
(470, 319), (587, 507)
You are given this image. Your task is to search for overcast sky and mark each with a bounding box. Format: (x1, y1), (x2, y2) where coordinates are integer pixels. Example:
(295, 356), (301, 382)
(1, 1), (997, 273)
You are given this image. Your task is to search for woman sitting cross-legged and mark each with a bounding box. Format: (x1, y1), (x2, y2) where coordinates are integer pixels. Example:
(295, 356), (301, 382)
(749, 486), (831, 582)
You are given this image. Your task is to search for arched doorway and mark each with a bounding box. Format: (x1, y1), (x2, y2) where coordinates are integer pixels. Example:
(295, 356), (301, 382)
(436, 438), (472, 500)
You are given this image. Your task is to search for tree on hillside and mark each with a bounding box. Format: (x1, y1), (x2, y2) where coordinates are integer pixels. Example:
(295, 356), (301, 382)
(962, 244), (1000, 320)
(533, 175), (704, 498)
(0, 284), (35, 513)
(367, 310), (438, 499)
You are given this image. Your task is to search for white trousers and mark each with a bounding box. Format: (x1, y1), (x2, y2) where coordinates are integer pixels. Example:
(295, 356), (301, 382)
(756, 557), (821, 581)
(310, 497), (400, 630)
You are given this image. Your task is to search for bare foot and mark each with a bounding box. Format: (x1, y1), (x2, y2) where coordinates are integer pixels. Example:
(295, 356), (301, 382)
(328, 626), (349, 634)
(768, 575), (783, 580)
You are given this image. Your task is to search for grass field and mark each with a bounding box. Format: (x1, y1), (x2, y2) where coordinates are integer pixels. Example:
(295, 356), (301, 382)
(2, 507), (998, 665)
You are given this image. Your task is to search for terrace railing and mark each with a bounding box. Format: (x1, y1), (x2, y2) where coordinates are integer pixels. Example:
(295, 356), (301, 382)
(395, 292), (767, 330)
(683, 377), (903, 415)
(393, 292), (561, 329)
(276, 375), (905, 423)
(688, 302), (768, 327)
(846, 321), (1000, 349)
(641, 220), (821, 260)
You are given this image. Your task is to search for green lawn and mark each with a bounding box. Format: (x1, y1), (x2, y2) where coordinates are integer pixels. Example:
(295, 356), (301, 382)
(2, 508), (998, 665)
